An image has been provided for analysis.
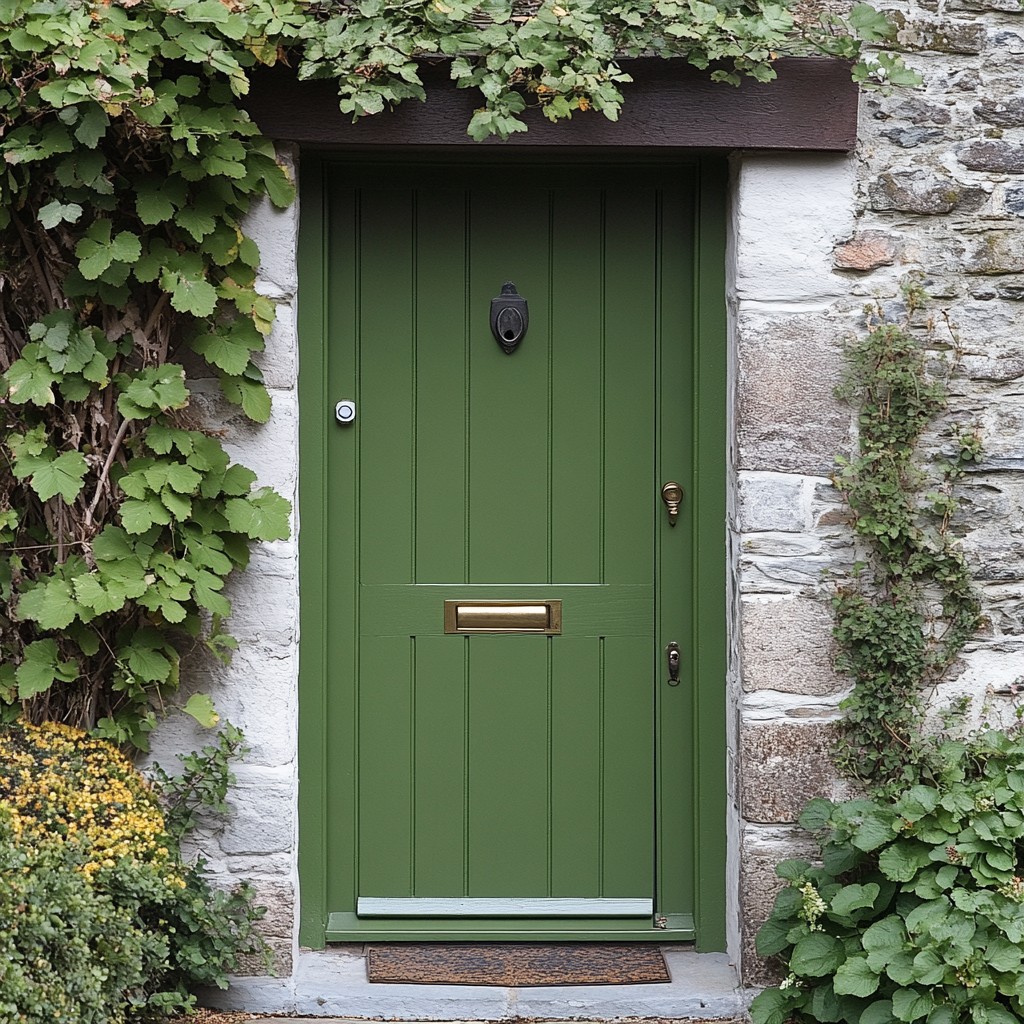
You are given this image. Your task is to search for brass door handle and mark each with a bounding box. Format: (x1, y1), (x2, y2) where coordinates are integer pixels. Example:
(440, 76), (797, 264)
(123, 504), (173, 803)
(661, 481), (683, 526)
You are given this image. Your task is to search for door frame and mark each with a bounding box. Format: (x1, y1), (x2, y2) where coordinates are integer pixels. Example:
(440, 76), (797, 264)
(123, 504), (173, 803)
(296, 152), (728, 951)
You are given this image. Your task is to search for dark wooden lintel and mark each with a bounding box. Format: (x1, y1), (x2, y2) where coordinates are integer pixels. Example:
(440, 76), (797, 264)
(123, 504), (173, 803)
(244, 57), (858, 152)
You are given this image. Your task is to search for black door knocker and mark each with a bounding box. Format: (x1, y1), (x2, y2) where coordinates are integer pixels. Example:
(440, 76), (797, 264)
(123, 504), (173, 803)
(490, 282), (529, 354)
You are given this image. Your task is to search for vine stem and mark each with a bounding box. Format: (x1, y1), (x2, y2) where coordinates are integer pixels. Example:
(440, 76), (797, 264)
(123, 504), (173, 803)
(84, 417), (131, 530)
(12, 213), (60, 313)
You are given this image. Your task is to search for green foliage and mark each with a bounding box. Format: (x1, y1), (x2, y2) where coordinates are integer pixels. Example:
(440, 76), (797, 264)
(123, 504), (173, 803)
(296, 0), (918, 140)
(150, 721), (249, 844)
(0, 0), (297, 747)
(751, 734), (1024, 1024)
(0, 721), (268, 1022)
(831, 287), (983, 788)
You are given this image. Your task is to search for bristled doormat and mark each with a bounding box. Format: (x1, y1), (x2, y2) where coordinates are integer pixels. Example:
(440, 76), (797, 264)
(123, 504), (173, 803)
(366, 942), (670, 986)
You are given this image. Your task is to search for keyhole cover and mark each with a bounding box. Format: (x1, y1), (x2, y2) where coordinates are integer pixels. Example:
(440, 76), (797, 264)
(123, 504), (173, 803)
(490, 282), (529, 354)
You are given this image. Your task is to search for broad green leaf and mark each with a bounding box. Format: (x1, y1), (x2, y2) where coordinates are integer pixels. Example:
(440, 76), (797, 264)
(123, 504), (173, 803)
(192, 326), (258, 375)
(117, 364), (189, 419)
(852, 812), (896, 851)
(182, 692), (220, 728)
(863, 915), (907, 965)
(38, 200), (83, 228)
(28, 450), (89, 503)
(831, 882), (880, 917)
(92, 526), (134, 562)
(894, 785), (940, 822)
(862, 1001), (897, 1024)
(892, 987), (934, 1022)
(164, 462), (203, 493)
(223, 487), (291, 541)
(799, 798), (834, 831)
(17, 578), (81, 629)
(16, 639), (78, 699)
(4, 352), (57, 405)
(124, 642), (172, 683)
(162, 268), (219, 316)
(120, 496), (172, 533)
(879, 841), (933, 882)
(911, 949), (944, 986)
(750, 987), (796, 1024)
(790, 932), (844, 978)
(755, 914), (793, 957)
(220, 373), (271, 422)
(833, 955), (880, 997)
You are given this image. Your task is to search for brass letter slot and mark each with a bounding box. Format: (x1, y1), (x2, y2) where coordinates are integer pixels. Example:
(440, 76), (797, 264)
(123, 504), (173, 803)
(444, 600), (562, 635)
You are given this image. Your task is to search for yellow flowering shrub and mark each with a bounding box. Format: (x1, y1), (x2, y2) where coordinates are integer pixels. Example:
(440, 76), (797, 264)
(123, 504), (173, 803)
(0, 721), (176, 879)
(0, 722), (266, 1022)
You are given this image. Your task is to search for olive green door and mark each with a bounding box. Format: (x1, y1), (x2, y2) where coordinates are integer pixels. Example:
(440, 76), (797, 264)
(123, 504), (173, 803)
(300, 158), (725, 944)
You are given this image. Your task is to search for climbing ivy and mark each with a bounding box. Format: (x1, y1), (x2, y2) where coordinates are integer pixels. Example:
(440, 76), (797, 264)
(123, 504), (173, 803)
(295, 0), (917, 140)
(831, 285), (983, 789)
(0, 1), (298, 748)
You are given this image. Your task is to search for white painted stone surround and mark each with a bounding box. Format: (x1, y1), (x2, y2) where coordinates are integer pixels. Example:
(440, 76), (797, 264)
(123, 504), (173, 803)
(149, 6), (1024, 1005)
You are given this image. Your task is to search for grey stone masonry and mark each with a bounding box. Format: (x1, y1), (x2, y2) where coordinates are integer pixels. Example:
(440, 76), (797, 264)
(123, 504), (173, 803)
(733, 0), (1024, 983)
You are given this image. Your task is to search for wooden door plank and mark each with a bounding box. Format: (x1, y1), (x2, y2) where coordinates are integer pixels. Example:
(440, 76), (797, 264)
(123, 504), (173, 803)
(549, 637), (602, 896)
(603, 189), (657, 586)
(358, 188), (416, 584)
(414, 188), (470, 584)
(466, 636), (549, 895)
(412, 635), (468, 895)
(550, 187), (604, 584)
(600, 636), (655, 895)
(358, 635), (414, 897)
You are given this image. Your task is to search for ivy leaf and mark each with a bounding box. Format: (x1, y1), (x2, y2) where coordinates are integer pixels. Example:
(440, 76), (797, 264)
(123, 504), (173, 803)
(17, 578), (81, 629)
(848, 3), (896, 42)
(223, 487), (291, 541)
(164, 462), (203, 493)
(192, 321), (262, 375)
(38, 200), (83, 228)
(4, 350), (58, 405)
(75, 219), (142, 280)
(182, 692), (220, 728)
(16, 639), (78, 699)
(28, 450), (89, 503)
(120, 496), (172, 533)
(161, 267), (219, 316)
(220, 373), (271, 423)
(125, 642), (172, 683)
(116, 364), (189, 419)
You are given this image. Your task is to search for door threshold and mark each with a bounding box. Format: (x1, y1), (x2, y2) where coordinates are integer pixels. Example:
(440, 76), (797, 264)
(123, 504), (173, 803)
(204, 945), (748, 1019)
(325, 911), (695, 942)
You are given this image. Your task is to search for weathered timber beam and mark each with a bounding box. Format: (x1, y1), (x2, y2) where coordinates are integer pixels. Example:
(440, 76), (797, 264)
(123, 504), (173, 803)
(244, 57), (858, 151)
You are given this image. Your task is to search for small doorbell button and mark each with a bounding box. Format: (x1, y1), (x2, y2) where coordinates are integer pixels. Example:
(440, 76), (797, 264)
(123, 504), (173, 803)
(335, 400), (356, 424)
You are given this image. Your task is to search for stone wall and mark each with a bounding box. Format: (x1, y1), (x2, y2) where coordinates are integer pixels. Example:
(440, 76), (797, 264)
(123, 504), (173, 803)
(147, 2), (1024, 996)
(147, 147), (302, 977)
(733, 0), (1024, 981)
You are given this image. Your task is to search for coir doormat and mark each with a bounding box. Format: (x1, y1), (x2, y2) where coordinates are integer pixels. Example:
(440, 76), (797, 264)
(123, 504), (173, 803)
(366, 942), (670, 986)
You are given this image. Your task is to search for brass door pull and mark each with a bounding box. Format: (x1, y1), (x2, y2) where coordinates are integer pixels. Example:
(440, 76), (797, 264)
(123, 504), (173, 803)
(661, 481), (683, 526)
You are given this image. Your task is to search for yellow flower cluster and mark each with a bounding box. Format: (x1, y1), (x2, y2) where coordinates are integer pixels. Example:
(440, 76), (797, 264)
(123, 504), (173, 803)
(0, 721), (180, 881)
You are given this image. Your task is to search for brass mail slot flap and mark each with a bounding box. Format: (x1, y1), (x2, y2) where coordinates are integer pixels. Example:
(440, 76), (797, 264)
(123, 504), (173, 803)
(444, 600), (562, 635)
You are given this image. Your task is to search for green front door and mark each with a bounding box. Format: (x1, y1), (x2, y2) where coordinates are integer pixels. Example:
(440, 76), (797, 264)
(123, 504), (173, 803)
(298, 157), (728, 946)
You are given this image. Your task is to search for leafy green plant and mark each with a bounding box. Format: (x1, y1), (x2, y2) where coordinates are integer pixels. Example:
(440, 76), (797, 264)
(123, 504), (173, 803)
(0, 0), (295, 748)
(831, 288), (983, 787)
(752, 732), (1024, 1024)
(0, 720), (267, 1021)
(296, 0), (918, 141)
